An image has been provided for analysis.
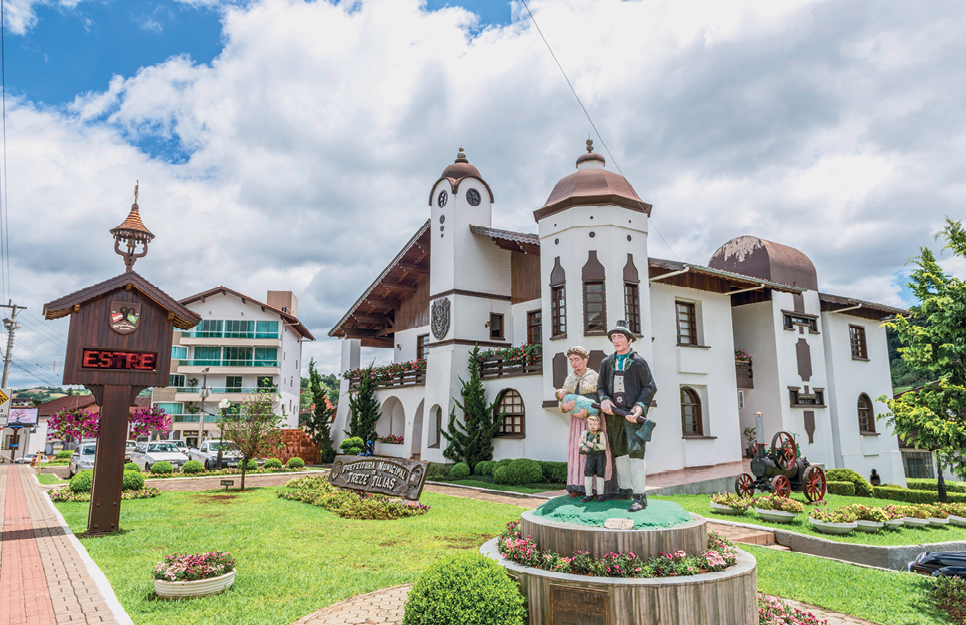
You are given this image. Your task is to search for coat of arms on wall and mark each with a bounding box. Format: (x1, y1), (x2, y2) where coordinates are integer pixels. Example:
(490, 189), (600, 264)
(431, 297), (450, 340)
(110, 301), (141, 335)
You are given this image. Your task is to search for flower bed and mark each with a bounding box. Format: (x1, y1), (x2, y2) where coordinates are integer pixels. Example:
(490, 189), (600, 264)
(478, 343), (541, 364)
(377, 434), (404, 445)
(931, 574), (966, 625)
(710, 492), (753, 513)
(758, 595), (827, 625)
(277, 476), (430, 520)
(142, 466), (310, 479)
(342, 359), (426, 383)
(754, 494), (804, 514)
(154, 551), (235, 582)
(49, 487), (161, 503)
(496, 521), (738, 578)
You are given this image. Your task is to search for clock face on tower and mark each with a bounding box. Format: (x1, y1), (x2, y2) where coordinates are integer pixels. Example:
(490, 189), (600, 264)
(465, 188), (481, 206)
(437, 190), (448, 207)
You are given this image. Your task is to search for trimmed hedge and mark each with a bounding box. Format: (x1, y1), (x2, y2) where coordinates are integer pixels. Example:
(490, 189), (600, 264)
(506, 459), (543, 485)
(150, 461), (174, 474)
(451, 462), (471, 479)
(538, 460), (567, 484)
(287, 457), (305, 469)
(264, 458), (283, 469)
(181, 460), (204, 474)
(123, 462), (140, 473)
(827, 481), (855, 496)
(339, 437), (365, 455)
(403, 553), (526, 625)
(426, 463), (452, 479)
(245, 459), (258, 471)
(475, 460), (495, 476)
(55, 450), (73, 460)
(69, 470), (94, 493)
(906, 478), (966, 493)
(873, 485), (966, 504)
(493, 466), (510, 485)
(122, 470), (145, 491)
(824, 469), (873, 497)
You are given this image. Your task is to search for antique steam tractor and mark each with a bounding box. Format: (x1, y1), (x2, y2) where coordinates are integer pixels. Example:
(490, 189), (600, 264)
(735, 414), (827, 501)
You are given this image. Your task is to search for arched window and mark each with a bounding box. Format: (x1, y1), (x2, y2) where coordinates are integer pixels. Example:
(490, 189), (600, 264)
(680, 387), (703, 436)
(494, 389), (525, 438)
(857, 394), (874, 433)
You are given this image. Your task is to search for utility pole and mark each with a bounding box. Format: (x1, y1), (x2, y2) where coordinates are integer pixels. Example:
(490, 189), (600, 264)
(1, 302), (25, 388)
(199, 368), (210, 442)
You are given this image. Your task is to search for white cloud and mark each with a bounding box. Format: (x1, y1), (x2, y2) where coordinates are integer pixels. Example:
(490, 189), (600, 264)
(5, 0), (966, 387)
(3, 0), (87, 35)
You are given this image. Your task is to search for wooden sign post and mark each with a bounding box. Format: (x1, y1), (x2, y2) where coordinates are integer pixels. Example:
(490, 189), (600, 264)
(43, 191), (200, 536)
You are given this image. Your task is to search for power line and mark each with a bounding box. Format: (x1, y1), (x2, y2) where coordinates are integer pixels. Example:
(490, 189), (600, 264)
(24, 310), (68, 339)
(19, 313), (68, 348)
(519, 0), (680, 261)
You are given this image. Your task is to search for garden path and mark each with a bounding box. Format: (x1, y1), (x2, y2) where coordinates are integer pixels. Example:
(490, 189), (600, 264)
(0, 465), (127, 625)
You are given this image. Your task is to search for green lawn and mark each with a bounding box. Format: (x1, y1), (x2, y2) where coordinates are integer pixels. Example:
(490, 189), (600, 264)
(36, 473), (63, 485)
(55, 486), (524, 625)
(749, 544), (952, 624)
(655, 493), (966, 545)
(431, 477), (562, 494)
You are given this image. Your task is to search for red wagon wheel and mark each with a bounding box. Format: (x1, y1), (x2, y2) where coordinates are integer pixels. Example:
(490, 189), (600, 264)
(771, 431), (797, 470)
(735, 473), (755, 497)
(771, 475), (791, 498)
(803, 465), (827, 502)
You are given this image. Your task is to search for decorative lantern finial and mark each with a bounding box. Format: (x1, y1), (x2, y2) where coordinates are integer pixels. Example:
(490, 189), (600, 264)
(110, 181), (155, 272)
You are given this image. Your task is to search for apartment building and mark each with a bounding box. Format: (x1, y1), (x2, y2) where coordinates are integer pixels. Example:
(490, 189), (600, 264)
(152, 288), (314, 447)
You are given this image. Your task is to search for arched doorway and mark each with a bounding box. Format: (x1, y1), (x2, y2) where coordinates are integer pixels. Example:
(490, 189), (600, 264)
(412, 399), (425, 460)
(378, 397), (405, 438)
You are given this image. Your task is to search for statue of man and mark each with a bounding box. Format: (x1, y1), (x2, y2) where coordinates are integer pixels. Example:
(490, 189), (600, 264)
(597, 320), (657, 512)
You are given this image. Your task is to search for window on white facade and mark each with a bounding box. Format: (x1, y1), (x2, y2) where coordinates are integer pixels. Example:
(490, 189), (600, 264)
(171, 346), (187, 360)
(169, 374), (186, 388)
(494, 390), (525, 438)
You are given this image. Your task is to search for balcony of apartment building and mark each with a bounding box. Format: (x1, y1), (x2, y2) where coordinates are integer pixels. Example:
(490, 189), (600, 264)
(173, 344), (281, 375)
(178, 319), (283, 347)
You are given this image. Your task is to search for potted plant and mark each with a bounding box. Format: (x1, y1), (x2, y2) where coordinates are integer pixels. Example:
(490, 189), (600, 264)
(881, 505), (905, 530)
(808, 507), (858, 535)
(899, 505), (931, 527)
(925, 504), (950, 527)
(844, 504), (887, 532)
(753, 493), (803, 523)
(710, 492), (752, 515)
(943, 503), (966, 527)
(154, 551), (235, 599)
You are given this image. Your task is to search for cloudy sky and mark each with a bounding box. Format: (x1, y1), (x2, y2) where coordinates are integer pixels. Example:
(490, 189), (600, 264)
(1, 0), (963, 388)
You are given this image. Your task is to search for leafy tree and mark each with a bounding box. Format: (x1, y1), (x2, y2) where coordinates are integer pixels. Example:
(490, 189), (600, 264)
(345, 365), (380, 446)
(879, 217), (966, 501)
(304, 359), (337, 463)
(221, 391), (284, 490)
(442, 345), (506, 471)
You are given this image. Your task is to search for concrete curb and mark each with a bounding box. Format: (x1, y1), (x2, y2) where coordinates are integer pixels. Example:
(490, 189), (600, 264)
(707, 516), (966, 571)
(425, 480), (556, 500)
(39, 484), (135, 625)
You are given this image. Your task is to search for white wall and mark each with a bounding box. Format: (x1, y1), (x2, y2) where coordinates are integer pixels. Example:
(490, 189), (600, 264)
(394, 326), (429, 364)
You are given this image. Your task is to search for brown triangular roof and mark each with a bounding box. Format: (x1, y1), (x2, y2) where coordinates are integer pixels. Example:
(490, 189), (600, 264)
(179, 287), (315, 340)
(43, 271), (202, 330)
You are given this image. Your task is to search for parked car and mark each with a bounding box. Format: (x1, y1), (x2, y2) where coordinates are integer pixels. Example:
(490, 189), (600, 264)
(164, 440), (189, 454)
(188, 440), (243, 470)
(130, 442), (189, 472)
(908, 552), (966, 577)
(68, 443), (98, 477)
(125, 440), (137, 462)
(15, 454), (49, 464)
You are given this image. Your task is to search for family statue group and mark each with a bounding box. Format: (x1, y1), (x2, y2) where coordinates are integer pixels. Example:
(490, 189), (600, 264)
(554, 320), (657, 512)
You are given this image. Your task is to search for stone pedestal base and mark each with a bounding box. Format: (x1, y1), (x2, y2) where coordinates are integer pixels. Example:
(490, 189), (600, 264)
(481, 539), (757, 625)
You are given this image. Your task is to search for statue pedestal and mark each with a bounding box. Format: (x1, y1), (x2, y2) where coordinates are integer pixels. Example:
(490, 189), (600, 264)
(482, 497), (757, 625)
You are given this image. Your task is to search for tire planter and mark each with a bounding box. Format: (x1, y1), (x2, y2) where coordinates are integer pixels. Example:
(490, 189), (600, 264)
(710, 502), (745, 516)
(155, 570), (235, 599)
(808, 518), (856, 535)
(903, 517), (930, 527)
(929, 517), (950, 527)
(949, 515), (966, 528)
(754, 508), (798, 524)
(884, 519), (904, 530)
(854, 520), (884, 533)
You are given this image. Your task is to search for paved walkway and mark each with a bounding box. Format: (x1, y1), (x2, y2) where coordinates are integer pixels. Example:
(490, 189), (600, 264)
(0, 465), (127, 625)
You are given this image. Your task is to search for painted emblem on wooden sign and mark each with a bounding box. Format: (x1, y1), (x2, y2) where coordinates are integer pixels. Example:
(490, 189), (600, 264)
(110, 301), (141, 334)
(431, 297), (450, 340)
(329, 455), (430, 501)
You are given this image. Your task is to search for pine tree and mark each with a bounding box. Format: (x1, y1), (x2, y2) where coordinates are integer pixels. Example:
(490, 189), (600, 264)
(442, 345), (506, 471)
(345, 365), (381, 446)
(305, 359), (337, 463)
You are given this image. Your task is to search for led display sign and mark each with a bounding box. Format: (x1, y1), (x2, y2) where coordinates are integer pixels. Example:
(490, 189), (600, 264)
(81, 349), (159, 371)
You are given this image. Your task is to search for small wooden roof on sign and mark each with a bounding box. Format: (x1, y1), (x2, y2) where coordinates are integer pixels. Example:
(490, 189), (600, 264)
(43, 271), (202, 330)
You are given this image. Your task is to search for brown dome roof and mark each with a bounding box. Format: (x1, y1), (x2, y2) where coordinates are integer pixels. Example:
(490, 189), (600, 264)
(708, 236), (818, 291)
(428, 147), (494, 205)
(110, 203), (155, 241)
(533, 141), (650, 222)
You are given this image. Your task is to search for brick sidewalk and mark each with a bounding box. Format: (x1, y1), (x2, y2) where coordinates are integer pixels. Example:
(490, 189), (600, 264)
(0, 465), (127, 625)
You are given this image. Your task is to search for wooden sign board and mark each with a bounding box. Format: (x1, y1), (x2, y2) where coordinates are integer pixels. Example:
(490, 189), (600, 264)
(329, 455), (430, 501)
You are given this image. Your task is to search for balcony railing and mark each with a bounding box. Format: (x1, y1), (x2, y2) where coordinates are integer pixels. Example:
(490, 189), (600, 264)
(173, 387), (277, 394)
(180, 330), (280, 340)
(171, 414), (222, 423)
(736, 360), (754, 389)
(347, 368), (426, 391)
(177, 359), (279, 368)
(479, 354), (542, 379)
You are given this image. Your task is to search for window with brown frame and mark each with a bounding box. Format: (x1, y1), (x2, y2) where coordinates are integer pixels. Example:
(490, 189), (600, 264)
(676, 302), (697, 345)
(624, 283), (641, 335)
(850, 325), (868, 360)
(416, 334), (429, 362)
(551, 285), (567, 338)
(583, 281), (606, 335)
(857, 393), (874, 433)
(527, 310), (542, 346)
(489, 313), (504, 340)
(789, 388), (825, 407)
(494, 389), (525, 437)
(680, 387), (702, 436)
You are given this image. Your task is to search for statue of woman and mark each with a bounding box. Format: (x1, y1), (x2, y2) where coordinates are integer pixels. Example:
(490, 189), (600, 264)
(555, 346), (613, 497)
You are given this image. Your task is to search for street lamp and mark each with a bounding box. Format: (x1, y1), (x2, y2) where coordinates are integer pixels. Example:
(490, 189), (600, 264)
(199, 367), (210, 442)
(217, 398), (230, 470)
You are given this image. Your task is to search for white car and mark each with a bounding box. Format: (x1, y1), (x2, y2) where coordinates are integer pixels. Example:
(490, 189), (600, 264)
(68, 443), (97, 477)
(131, 442), (189, 472)
(164, 440), (189, 454)
(188, 440), (243, 470)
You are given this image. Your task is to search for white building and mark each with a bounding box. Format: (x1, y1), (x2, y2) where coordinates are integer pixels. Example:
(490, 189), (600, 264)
(329, 145), (908, 487)
(152, 288), (314, 447)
